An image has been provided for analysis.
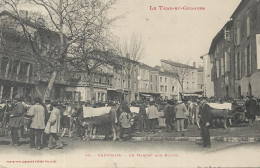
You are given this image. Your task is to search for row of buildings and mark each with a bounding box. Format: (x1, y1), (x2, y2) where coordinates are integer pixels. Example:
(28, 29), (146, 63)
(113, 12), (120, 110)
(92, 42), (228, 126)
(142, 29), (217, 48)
(207, 0), (260, 99)
(0, 10), (202, 103)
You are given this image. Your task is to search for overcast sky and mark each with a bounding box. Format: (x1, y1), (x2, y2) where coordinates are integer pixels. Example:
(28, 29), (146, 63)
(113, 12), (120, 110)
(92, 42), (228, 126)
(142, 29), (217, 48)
(18, 0), (242, 67)
(110, 0), (241, 67)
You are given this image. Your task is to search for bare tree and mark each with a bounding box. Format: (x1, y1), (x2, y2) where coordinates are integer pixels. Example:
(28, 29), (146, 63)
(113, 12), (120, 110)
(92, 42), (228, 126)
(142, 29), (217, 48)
(168, 60), (193, 100)
(70, 50), (116, 105)
(1, 0), (117, 101)
(114, 33), (145, 103)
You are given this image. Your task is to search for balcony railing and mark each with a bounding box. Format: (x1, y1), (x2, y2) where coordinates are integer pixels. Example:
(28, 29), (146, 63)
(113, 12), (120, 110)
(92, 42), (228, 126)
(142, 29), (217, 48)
(0, 72), (34, 84)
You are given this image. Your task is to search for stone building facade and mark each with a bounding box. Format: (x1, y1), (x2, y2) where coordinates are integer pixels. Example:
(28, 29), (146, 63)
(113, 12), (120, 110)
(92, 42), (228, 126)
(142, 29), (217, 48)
(209, 0), (260, 98)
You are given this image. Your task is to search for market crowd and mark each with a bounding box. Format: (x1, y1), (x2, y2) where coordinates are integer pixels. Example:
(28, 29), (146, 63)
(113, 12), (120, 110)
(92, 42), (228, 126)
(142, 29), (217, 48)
(0, 94), (259, 149)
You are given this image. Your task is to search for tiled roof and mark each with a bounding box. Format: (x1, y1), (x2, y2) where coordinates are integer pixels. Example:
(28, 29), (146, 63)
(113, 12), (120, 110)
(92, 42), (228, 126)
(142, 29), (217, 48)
(154, 66), (177, 76)
(230, 0), (249, 20)
(139, 63), (159, 71)
(161, 59), (196, 69)
(0, 10), (60, 36)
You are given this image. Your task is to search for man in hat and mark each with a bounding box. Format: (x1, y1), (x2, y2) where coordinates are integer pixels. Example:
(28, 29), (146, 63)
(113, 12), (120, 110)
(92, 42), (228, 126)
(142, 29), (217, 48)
(245, 95), (258, 126)
(119, 105), (133, 140)
(27, 97), (45, 149)
(44, 101), (63, 149)
(198, 98), (211, 148)
(138, 102), (147, 133)
(146, 101), (159, 133)
(6, 95), (25, 146)
(175, 101), (188, 132)
(164, 100), (175, 132)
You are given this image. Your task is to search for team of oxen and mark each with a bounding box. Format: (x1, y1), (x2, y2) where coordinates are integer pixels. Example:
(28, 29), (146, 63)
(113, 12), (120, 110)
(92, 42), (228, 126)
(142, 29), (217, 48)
(62, 101), (245, 141)
(0, 100), (246, 140)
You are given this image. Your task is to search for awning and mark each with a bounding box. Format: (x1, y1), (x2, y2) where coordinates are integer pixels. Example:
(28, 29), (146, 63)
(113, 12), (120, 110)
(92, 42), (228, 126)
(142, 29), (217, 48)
(182, 93), (202, 97)
(107, 88), (117, 91)
(141, 94), (151, 97)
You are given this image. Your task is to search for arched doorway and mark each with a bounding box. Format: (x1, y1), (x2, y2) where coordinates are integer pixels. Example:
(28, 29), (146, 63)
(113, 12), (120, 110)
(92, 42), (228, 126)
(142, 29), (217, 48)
(238, 86), (241, 98)
(248, 84), (252, 96)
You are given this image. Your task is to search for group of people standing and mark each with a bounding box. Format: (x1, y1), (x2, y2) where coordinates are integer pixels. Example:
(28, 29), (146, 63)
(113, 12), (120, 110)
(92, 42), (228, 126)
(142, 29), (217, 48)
(138, 100), (200, 133)
(136, 98), (211, 147)
(4, 95), (63, 150)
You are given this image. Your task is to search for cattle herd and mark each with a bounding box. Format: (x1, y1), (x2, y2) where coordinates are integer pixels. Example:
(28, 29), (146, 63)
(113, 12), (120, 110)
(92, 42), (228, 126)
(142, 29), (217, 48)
(0, 96), (259, 149)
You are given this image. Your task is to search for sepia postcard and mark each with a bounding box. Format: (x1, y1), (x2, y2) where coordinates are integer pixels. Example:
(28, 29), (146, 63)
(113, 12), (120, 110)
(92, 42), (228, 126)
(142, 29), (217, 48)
(0, 0), (260, 168)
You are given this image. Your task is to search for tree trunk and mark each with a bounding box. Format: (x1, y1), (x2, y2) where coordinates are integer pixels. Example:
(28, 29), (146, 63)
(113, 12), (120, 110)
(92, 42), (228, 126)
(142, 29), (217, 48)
(87, 75), (95, 106)
(128, 76), (131, 105)
(43, 71), (57, 102)
(180, 83), (184, 101)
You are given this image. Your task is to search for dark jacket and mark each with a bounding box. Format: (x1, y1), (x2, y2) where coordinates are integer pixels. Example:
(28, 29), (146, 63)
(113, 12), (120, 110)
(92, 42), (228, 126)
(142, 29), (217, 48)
(246, 98), (258, 114)
(41, 103), (50, 124)
(139, 105), (147, 116)
(8, 102), (25, 128)
(198, 103), (211, 126)
(164, 104), (175, 124)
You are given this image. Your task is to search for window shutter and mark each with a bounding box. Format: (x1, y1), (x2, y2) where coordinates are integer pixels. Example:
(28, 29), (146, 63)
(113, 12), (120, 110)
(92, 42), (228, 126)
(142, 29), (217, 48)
(225, 52), (230, 72)
(249, 44), (252, 74)
(257, 34), (260, 69)
(244, 48), (247, 76)
(221, 58), (224, 75)
(239, 52), (242, 78)
(235, 53), (237, 79)
(216, 61), (219, 78)
(247, 17), (250, 37)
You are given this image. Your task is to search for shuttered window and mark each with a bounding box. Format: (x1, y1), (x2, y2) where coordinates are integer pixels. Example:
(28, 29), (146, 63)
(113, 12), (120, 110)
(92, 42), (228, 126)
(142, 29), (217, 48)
(216, 61), (219, 78)
(247, 16), (250, 37)
(225, 52), (230, 72)
(244, 48), (247, 76)
(221, 58), (224, 76)
(236, 22), (241, 45)
(257, 34), (260, 69)
(248, 44), (252, 74)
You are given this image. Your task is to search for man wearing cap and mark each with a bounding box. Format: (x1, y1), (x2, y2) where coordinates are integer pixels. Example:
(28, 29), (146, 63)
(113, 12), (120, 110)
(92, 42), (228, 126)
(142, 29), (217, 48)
(7, 95), (25, 146)
(27, 97), (45, 149)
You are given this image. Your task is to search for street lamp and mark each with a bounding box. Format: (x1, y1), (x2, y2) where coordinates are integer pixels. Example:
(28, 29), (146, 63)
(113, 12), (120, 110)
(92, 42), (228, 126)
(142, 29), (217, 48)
(137, 75), (142, 101)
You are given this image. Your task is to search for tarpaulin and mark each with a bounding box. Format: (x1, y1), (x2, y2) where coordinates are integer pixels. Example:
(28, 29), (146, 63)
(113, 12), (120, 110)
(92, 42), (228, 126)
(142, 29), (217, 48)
(207, 103), (232, 110)
(83, 106), (112, 118)
(130, 107), (149, 114)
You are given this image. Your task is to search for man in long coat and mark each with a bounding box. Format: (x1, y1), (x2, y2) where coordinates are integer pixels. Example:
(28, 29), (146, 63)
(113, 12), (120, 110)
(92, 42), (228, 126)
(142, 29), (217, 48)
(164, 100), (175, 132)
(175, 101), (187, 132)
(44, 102), (62, 149)
(198, 99), (211, 148)
(7, 95), (25, 146)
(27, 97), (45, 149)
(146, 101), (159, 133)
(245, 96), (258, 126)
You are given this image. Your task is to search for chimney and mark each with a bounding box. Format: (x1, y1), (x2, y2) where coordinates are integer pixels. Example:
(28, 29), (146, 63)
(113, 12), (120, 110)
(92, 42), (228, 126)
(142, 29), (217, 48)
(19, 10), (29, 20)
(193, 62), (196, 68)
(37, 17), (46, 26)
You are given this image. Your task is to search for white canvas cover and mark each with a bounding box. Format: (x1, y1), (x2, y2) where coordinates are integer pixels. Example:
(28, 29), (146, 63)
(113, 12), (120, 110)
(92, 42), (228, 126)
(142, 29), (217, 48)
(207, 103), (232, 110)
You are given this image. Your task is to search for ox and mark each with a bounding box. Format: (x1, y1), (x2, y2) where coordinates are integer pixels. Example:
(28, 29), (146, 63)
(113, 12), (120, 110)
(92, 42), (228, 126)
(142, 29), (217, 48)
(207, 103), (233, 129)
(75, 105), (123, 141)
